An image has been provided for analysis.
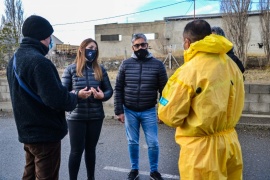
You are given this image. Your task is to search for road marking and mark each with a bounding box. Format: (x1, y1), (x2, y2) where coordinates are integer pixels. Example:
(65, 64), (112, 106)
(104, 166), (180, 179)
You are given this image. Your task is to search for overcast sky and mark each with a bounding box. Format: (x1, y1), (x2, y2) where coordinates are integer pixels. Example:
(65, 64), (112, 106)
(0, 0), (222, 45)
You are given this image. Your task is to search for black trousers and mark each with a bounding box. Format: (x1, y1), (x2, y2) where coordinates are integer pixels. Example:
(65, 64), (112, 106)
(67, 120), (103, 180)
(23, 141), (61, 180)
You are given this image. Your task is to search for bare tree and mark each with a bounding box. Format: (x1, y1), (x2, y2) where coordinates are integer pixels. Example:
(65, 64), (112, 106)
(258, 0), (270, 66)
(0, 0), (23, 65)
(220, 0), (252, 67)
(3, 0), (24, 43)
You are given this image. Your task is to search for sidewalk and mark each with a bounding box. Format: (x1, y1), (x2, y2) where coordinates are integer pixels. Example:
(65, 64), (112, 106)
(1, 101), (270, 127)
(0, 102), (12, 112)
(238, 114), (270, 129)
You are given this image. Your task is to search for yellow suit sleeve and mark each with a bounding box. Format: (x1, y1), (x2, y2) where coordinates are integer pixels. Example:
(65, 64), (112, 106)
(158, 77), (193, 128)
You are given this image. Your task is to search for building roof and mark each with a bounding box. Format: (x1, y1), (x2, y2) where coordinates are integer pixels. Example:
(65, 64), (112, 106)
(164, 10), (262, 21)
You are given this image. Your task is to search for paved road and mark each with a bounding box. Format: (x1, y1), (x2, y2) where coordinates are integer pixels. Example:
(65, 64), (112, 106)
(0, 113), (270, 180)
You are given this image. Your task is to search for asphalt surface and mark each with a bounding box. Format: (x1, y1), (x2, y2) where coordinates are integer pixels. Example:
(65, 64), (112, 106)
(0, 112), (270, 180)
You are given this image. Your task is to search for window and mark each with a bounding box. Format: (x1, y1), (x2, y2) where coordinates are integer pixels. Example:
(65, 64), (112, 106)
(101, 34), (122, 41)
(258, 43), (263, 49)
(144, 33), (156, 40)
(131, 33), (158, 41)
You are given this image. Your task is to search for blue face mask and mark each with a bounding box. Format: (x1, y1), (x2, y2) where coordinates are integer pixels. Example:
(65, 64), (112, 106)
(49, 37), (53, 50)
(85, 49), (97, 62)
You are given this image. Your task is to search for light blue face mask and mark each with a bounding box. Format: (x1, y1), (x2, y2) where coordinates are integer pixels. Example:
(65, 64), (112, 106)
(49, 37), (53, 50)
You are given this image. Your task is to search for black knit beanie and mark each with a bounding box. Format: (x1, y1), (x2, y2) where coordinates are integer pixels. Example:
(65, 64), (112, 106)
(22, 15), (54, 40)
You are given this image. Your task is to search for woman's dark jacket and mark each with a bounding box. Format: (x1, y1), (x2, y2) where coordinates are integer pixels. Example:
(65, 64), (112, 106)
(6, 37), (78, 144)
(114, 54), (168, 115)
(61, 63), (113, 121)
(227, 48), (245, 73)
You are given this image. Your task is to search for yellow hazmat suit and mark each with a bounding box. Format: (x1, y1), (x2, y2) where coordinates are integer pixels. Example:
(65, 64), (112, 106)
(158, 34), (245, 180)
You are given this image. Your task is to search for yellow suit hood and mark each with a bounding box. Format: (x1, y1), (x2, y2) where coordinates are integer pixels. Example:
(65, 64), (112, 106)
(184, 34), (233, 63)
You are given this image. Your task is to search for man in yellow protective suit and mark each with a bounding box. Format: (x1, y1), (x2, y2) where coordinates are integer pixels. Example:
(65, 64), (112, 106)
(158, 19), (245, 180)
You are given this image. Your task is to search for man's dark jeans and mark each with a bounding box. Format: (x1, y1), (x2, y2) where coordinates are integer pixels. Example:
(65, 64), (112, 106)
(22, 141), (61, 180)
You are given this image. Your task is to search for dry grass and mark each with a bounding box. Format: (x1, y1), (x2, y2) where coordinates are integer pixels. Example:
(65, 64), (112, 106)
(243, 68), (270, 84)
(1, 67), (270, 84)
(108, 68), (270, 84)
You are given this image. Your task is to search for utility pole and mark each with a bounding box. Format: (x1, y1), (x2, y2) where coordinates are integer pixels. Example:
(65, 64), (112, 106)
(194, 0), (195, 19)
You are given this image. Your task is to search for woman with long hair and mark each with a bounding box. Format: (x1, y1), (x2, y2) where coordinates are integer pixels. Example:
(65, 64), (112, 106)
(61, 38), (113, 180)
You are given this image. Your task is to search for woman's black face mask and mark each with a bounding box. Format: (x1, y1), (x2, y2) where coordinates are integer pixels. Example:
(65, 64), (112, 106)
(85, 49), (97, 62)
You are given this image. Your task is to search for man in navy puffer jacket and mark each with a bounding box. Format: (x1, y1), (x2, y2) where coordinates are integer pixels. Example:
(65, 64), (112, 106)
(6, 15), (90, 180)
(114, 33), (168, 180)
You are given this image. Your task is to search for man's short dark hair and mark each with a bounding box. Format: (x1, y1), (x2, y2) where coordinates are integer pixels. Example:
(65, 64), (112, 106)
(183, 19), (212, 43)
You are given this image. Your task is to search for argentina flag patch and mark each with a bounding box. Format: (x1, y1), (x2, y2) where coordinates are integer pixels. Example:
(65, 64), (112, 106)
(159, 97), (168, 106)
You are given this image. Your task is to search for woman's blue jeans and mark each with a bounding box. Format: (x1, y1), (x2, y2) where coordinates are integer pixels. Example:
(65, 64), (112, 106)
(124, 106), (159, 172)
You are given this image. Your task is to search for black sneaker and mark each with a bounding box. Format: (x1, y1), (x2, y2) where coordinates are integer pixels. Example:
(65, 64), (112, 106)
(127, 169), (139, 180)
(150, 171), (164, 180)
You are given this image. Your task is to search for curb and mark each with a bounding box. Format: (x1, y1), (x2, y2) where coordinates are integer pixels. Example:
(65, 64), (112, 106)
(236, 123), (270, 130)
(0, 108), (270, 130)
(241, 114), (270, 119)
(238, 114), (270, 128)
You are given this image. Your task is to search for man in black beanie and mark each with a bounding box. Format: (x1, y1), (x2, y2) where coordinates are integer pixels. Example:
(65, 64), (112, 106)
(6, 15), (91, 180)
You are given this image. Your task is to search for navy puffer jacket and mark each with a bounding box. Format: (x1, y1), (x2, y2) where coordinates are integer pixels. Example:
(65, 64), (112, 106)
(114, 56), (168, 115)
(61, 63), (113, 121)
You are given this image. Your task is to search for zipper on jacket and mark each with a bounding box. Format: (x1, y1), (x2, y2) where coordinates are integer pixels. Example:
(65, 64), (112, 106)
(85, 67), (90, 117)
(137, 62), (142, 109)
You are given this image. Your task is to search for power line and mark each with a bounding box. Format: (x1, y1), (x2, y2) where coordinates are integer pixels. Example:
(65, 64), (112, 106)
(53, 0), (188, 26)
(185, 1), (194, 15)
(54, 0), (263, 31)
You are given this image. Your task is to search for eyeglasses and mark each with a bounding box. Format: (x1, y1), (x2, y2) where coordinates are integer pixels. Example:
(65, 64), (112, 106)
(132, 43), (148, 49)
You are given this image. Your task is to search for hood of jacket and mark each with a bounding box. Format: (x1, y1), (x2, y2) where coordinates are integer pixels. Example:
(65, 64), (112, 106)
(20, 37), (49, 56)
(184, 34), (233, 63)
